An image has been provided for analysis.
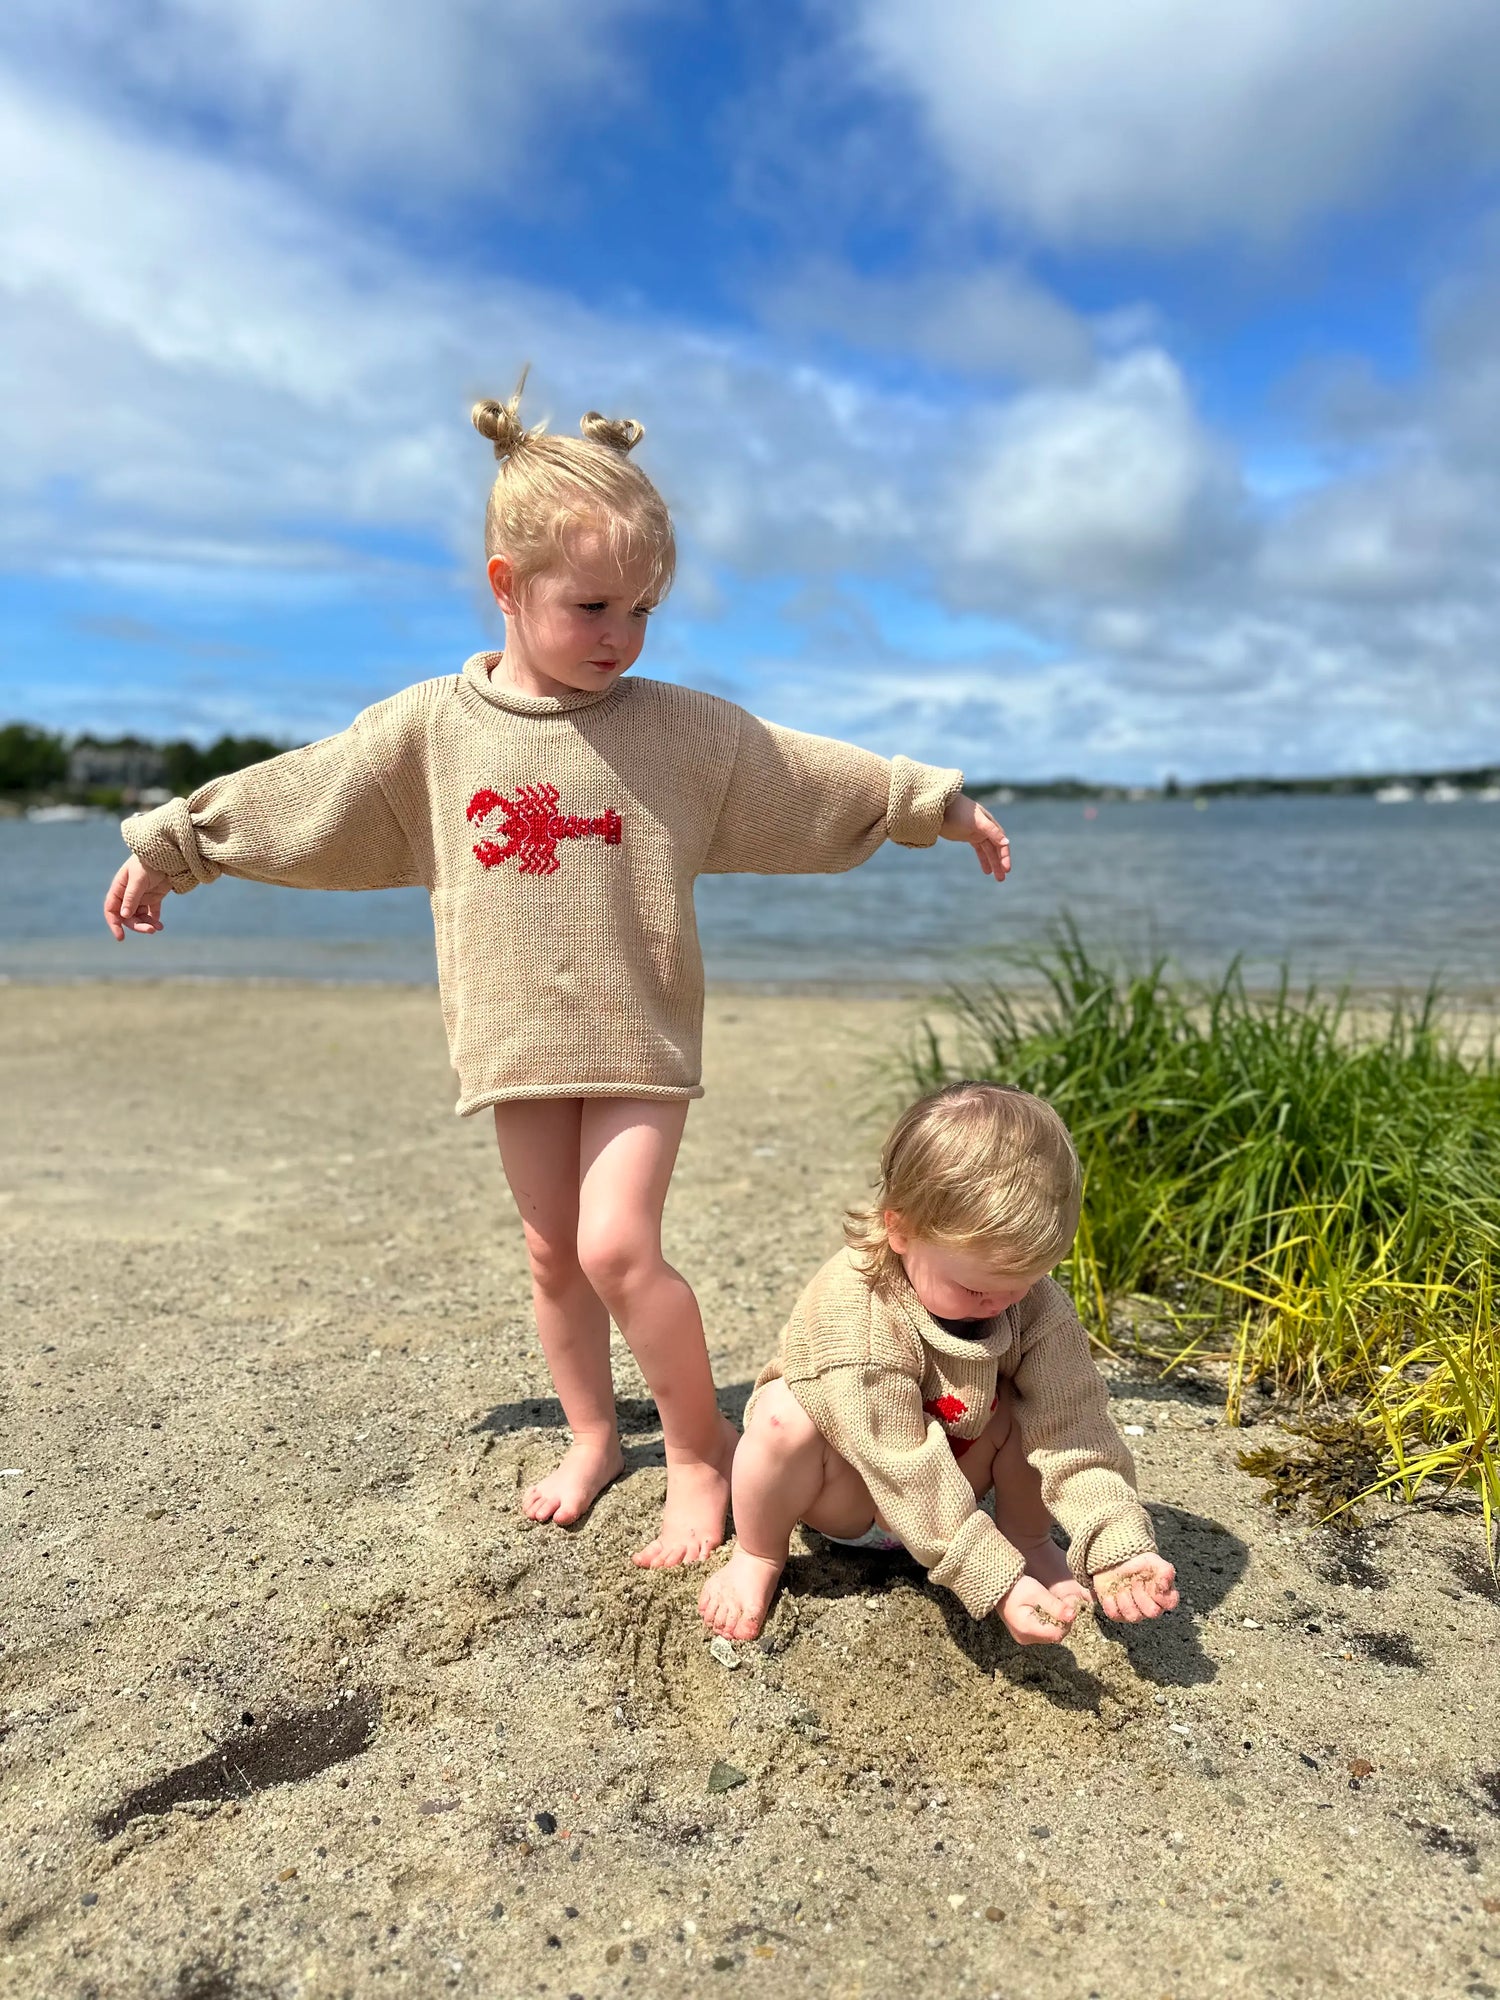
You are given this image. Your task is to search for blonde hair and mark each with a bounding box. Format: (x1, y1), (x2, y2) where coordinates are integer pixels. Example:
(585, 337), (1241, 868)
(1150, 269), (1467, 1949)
(471, 369), (675, 602)
(845, 1082), (1082, 1293)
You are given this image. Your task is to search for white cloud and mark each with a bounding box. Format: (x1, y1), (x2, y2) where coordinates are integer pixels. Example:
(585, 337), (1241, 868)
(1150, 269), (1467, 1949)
(2, 0), (666, 196)
(1258, 458), (1490, 600)
(0, 62), (982, 628)
(850, 0), (1500, 246)
(4, 54), (1500, 782)
(947, 351), (1241, 592)
(763, 259), (1096, 382)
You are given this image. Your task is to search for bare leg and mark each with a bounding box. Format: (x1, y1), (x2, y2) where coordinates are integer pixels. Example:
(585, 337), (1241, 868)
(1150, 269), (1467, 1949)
(977, 1386), (1094, 1609)
(577, 1098), (738, 1568)
(493, 1100), (623, 1526)
(699, 1380), (876, 1641)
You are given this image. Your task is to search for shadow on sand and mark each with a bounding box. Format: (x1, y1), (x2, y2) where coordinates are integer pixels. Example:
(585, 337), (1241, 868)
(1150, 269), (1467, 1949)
(782, 1499), (1248, 1704)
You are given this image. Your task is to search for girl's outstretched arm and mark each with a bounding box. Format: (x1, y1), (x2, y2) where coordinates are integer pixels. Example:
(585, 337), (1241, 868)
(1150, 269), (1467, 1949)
(700, 711), (965, 877)
(112, 721), (420, 926)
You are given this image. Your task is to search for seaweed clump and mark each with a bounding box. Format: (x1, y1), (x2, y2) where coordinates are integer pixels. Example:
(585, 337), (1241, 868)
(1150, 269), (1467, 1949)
(1236, 1419), (1384, 1527)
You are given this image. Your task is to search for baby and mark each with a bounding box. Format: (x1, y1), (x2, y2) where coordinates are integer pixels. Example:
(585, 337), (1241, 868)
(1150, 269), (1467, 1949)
(700, 1082), (1179, 1647)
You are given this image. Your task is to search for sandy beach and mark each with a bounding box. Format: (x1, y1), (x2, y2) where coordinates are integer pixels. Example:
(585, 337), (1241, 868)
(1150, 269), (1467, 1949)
(2, 982), (1497, 2000)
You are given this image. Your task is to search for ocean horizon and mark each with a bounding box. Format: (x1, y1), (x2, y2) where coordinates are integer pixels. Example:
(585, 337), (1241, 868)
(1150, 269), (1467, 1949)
(3, 793), (1497, 996)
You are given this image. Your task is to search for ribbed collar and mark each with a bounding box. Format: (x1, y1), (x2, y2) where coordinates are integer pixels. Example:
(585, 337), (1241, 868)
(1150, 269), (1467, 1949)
(460, 651), (626, 718)
(896, 1278), (1016, 1362)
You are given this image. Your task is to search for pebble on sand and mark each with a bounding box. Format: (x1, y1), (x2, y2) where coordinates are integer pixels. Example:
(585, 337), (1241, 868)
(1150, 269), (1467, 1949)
(708, 1761), (749, 1794)
(709, 1636), (739, 1670)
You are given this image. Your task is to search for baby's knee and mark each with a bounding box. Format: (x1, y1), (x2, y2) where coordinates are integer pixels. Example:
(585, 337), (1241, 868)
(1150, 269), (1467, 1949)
(747, 1380), (819, 1456)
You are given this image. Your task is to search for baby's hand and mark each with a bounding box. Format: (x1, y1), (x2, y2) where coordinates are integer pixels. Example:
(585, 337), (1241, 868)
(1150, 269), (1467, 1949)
(997, 1573), (1080, 1646)
(939, 793), (1011, 882)
(104, 857), (174, 940)
(1093, 1554), (1179, 1623)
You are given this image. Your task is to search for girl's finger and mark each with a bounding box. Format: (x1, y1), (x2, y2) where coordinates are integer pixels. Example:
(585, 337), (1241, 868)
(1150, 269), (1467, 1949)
(1101, 1580), (1140, 1623)
(103, 865), (129, 940)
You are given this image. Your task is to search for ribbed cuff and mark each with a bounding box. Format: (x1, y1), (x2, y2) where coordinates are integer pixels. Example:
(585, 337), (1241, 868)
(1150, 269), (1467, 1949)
(121, 798), (220, 896)
(943, 1529), (1029, 1621)
(886, 756), (964, 849)
(1071, 1507), (1160, 1585)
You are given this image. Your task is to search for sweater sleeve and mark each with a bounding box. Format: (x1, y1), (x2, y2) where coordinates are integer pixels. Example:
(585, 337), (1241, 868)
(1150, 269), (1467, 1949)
(792, 1361), (1029, 1621)
(120, 721), (420, 896)
(700, 710), (962, 876)
(1009, 1278), (1159, 1583)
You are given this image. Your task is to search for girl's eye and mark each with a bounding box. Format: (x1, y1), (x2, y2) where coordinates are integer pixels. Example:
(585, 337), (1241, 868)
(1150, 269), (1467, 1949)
(578, 602), (607, 614)
(633, 606), (652, 620)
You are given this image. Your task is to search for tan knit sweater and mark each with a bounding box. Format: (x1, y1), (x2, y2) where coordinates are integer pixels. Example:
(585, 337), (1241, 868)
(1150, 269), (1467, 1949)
(121, 654), (962, 1114)
(748, 1249), (1158, 1619)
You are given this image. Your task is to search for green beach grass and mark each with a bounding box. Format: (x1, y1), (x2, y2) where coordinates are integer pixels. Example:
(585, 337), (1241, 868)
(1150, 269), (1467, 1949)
(904, 927), (1500, 1555)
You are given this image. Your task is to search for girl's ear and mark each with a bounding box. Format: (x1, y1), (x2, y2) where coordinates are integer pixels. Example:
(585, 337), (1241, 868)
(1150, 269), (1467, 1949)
(488, 554), (519, 616)
(883, 1209), (909, 1256)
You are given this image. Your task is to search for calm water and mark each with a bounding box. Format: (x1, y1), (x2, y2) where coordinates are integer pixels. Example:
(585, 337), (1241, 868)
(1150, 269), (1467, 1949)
(1, 797), (1496, 992)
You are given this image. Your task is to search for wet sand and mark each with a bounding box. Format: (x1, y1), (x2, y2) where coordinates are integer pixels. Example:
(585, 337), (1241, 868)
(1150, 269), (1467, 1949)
(1, 982), (1497, 2000)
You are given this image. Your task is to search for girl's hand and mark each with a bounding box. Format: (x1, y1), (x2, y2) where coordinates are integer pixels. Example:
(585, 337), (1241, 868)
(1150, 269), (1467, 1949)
(939, 793), (1011, 881)
(1093, 1554), (1179, 1623)
(996, 1573), (1080, 1646)
(104, 857), (173, 940)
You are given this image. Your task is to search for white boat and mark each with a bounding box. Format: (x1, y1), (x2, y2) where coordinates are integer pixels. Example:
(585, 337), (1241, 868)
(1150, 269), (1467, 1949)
(1477, 785), (1500, 803)
(1373, 784), (1414, 804)
(24, 803), (99, 823)
(1424, 781), (1463, 803)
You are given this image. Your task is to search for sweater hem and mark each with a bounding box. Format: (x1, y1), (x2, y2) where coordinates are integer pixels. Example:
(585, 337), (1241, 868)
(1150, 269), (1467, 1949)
(456, 1080), (705, 1116)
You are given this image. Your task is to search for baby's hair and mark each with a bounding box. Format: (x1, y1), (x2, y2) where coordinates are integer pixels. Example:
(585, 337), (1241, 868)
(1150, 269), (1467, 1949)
(845, 1081), (1082, 1293)
(471, 368), (675, 603)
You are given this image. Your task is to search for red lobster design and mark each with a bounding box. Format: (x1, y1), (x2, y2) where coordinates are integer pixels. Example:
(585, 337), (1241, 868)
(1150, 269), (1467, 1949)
(924, 1391), (975, 1456)
(467, 783), (623, 876)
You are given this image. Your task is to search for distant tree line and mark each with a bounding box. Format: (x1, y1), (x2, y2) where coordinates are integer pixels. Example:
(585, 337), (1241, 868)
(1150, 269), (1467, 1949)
(157, 734), (290, 793)
(0, 724), (69, 794)
(0, 722), (292, 800)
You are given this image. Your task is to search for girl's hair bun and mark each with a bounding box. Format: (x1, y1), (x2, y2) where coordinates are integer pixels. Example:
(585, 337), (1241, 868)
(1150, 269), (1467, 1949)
(580, 410), (645, 455)
(471, 394), (530, 461)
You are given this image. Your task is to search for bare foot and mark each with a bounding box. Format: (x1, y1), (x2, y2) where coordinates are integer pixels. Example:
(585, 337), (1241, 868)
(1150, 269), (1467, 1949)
(522, 1433), (625, 1527)
(698, 1546), (784, 1642)
(1021, 1532), (1094, 1612)
(632, 1416), (739, 1569)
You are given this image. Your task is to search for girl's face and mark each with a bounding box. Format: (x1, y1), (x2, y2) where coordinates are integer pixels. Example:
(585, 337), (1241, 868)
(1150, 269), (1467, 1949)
(885, 1215), (1047, 1321)
(488, 526), (657, 698)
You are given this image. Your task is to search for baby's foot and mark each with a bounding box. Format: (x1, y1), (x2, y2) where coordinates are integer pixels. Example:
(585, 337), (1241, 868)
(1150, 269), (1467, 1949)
(1021, 1532), (1095, 1613)
(522, 1433), (624, 1528)
(632, 1416), (739, 1569)
(698, 1547), (784, 1643)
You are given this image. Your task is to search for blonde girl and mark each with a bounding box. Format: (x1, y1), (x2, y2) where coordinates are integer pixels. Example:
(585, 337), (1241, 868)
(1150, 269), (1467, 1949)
(103, 376), (1013, 1568)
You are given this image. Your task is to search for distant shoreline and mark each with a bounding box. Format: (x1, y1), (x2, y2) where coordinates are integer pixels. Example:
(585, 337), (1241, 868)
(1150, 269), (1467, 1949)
(8, 766), (1500, 818)
(971, 763), (1500, 803)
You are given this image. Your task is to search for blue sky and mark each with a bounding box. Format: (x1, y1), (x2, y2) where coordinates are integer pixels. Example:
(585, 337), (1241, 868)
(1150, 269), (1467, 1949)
(3, 0), (1500, 781)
